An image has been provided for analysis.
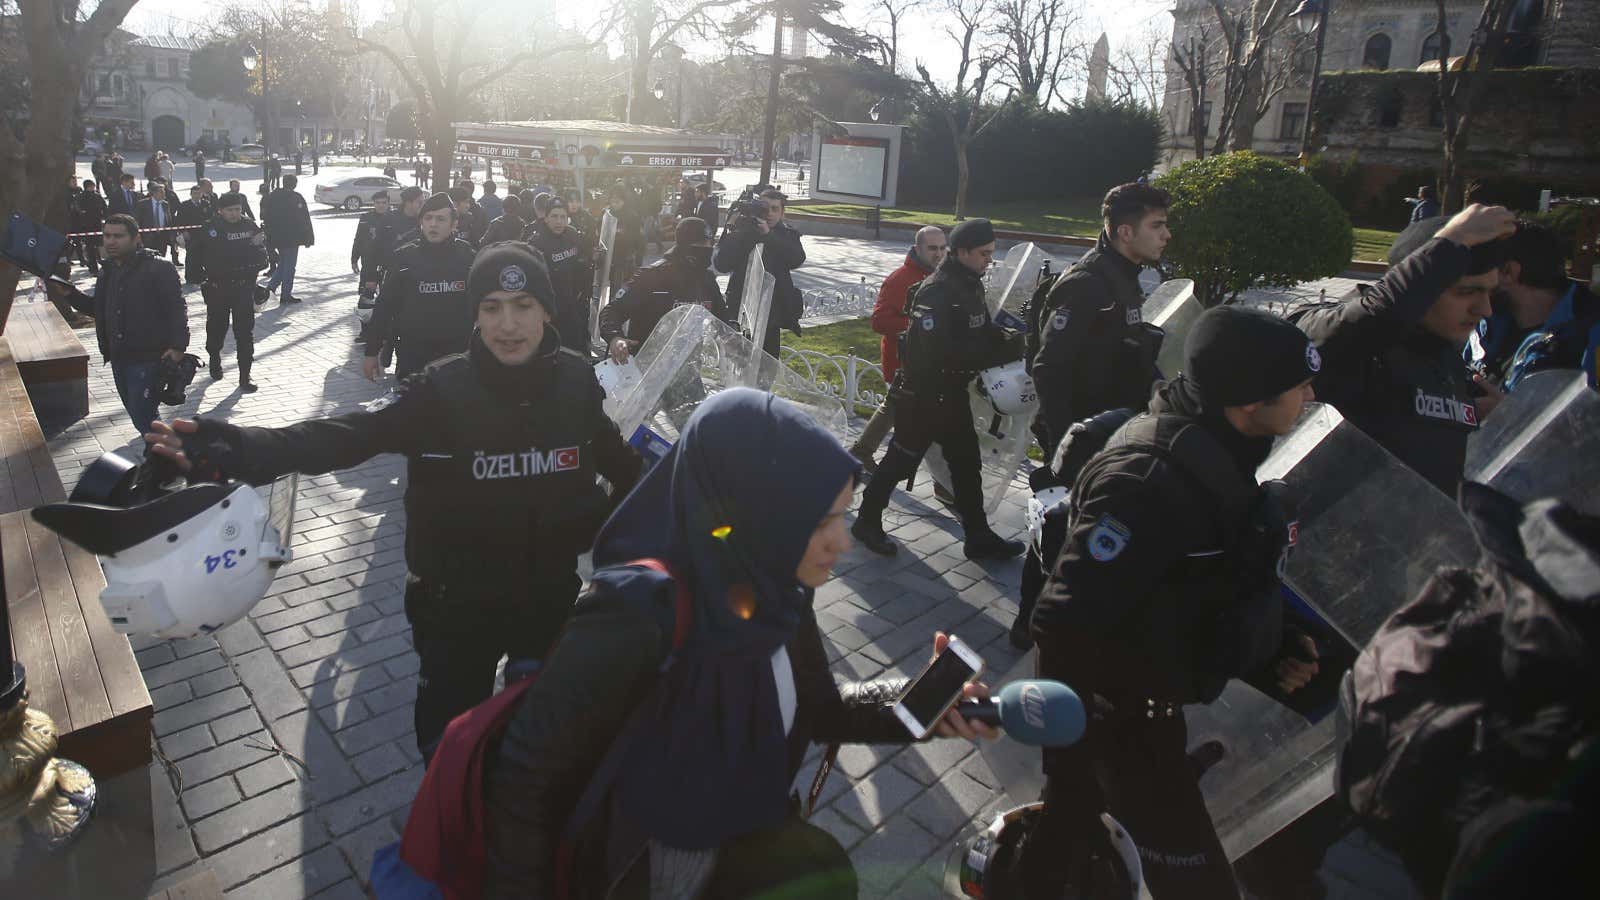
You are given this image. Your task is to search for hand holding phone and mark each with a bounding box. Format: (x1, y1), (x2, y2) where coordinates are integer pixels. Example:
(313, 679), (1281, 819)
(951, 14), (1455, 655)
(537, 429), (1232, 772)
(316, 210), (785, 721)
(894, 633), (995, 740)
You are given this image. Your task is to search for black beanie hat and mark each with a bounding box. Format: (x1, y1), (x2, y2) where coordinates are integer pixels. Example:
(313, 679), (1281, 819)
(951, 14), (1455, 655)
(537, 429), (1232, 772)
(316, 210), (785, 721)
(419, 192), (454, 217)
(468, 242), (555, 312)
(545, 196), (568, 216)
(1184, 306), (1321, 407)
(949, 218), (996, 251)
(676, 217), (710, 245)
(215, 191), (245, 210)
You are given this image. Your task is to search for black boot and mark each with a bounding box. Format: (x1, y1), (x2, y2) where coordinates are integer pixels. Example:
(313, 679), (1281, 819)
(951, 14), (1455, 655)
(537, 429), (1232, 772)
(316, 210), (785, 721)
(209, 353), (223, 380)
(964, 526), (1026, 560)
(851, 518), (898, 556)
(239, 359), (257, 393)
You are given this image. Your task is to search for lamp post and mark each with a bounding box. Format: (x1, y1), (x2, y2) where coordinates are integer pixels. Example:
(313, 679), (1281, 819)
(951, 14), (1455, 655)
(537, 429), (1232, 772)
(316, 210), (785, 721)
(242, 39), (272, 185)
(1291, 0), (1331, 168)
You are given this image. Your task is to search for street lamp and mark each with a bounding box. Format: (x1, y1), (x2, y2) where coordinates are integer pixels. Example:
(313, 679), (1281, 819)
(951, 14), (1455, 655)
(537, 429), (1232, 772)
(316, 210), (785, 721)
(652, 79), (667, 101)
(1290, 0), (1331, 167)
(868, 100), (883, 123)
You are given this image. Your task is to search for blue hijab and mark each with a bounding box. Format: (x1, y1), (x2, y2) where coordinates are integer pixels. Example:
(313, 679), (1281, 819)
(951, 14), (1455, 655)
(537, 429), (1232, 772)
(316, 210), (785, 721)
(589, 388), (860, 854)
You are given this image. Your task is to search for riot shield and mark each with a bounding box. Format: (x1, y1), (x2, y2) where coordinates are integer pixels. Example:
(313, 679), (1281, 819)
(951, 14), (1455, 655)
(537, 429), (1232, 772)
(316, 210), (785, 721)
(737, 244), (777, 371)
(1138, 279), (1200, 379)
(590, 210), (620, 347)
(607, 304), (849, 458)
(1465, 369), (1600, 514)
(985, 242), (1047, 316)
(975, 405), (1481, 862)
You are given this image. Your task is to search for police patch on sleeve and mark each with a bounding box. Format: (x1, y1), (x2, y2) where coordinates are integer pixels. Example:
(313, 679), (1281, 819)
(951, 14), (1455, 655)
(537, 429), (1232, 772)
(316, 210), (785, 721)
(499, 265), (527, 292)
(1051, 310), (1070, 331)
(920, 313), (936, 331)
(1087, 514), (1132, 562)
(1305, 344), (1322, 373)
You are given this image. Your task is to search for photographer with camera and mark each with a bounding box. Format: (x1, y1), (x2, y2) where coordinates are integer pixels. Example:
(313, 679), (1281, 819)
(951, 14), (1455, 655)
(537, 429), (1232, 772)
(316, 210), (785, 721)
(715, 188), (806, 359)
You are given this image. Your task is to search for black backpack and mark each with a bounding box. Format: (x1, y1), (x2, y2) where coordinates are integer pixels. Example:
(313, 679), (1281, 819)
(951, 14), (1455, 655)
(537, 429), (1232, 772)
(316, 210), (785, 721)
(1336, 483), (1600, 898)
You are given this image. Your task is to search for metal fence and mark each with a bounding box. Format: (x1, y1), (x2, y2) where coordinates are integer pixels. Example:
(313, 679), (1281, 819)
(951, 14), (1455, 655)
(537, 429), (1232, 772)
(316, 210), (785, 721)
(779, 346), (886, 412)
(799, 279), (876, 321)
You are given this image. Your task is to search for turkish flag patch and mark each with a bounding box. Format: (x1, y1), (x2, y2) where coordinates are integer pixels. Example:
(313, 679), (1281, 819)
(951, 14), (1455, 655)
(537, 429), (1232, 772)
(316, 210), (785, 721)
(554, 447), (580, 471)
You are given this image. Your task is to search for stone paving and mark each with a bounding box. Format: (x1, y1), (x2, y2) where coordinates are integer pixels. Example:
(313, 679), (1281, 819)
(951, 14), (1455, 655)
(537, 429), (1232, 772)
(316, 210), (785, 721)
(40, 160), (1412, 899)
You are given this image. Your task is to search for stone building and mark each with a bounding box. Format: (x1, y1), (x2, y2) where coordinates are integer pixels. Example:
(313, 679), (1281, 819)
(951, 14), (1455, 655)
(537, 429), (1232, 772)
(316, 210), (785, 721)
(81, 31), (257, 153)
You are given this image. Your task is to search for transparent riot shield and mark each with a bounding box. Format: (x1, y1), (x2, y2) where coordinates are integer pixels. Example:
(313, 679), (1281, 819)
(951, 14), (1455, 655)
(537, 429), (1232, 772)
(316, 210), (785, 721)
(1465, 369), (1600, 514)
(607, 304), (849, 460)
(262, 473), (299, 563)
(737, 244), (778, 373)
(976, 405), (1481, 862)
(1138, 279), (1200, 379)
(985, 242), (1048, 316)
(590, 210), (620, 347)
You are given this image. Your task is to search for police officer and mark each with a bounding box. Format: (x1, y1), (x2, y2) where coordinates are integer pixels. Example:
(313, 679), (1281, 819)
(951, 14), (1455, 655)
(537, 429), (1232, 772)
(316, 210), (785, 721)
(523, 196), (592, 354)
(1291, 204), (1517, 495)
(599, 217), (726, 362)
(198, 192), (269, 392)
(351, 191), (402, 344)
(1031, 183), (1170, 454)
(363, 193), (478, 381)
(1467, 220), (1599, 393)
(1019, 306), (1324, 900)
(175, 184), (214, 285)
(851, 218), (1025, 560)
(144, 244), (643, 759)
(393, 185), (427, 246)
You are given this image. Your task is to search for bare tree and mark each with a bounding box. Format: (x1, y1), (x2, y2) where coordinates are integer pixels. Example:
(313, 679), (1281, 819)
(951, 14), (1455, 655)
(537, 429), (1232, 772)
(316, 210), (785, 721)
(1169, 0), (1304, 156)
(1107, 21), (1169, 110)
(1434, 0), (1517, 211)
(0, 0), (143, 328)
(916, 0), (1013, 220)
(989, 0), (1085, 107)
(868, 0), (911, 73)
(358, 0), (590, 191)
(596, 0), (743, 123)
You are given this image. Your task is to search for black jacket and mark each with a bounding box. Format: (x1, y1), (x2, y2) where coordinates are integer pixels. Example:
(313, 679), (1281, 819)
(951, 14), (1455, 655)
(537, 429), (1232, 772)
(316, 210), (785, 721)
(525, 222), (593, 354)
(1032, 383), (1294, 725)
(70, 249), (188, 362)
(901, 255), (1019, 396)
(598, 252), (726, 350)
(1031, 233), (1160, 450)
(74, 190), (108, 231)
(189, 334), (641, 637)
(107, 185), (141, 217)
(483, 588), (912, 899)
(261, 187), (315, 248)
(198, 215), (268, 283)
(694, 197), (720, 233)
(351, 208), (405, 280)
(365, 237), (478, 359)
(456, 200), (488, 247)
(1291, 237), (1480, 496)
(483, 213), (527, 247)
(714, 220), (806, 334)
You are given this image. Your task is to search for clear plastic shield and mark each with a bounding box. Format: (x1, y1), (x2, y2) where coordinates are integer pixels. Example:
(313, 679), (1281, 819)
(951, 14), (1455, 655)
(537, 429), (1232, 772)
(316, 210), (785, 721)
(977, 405), (1481, 861)
(922, 383), (1038, 516)
(1465, 369), (1600, 514)
(590, 210), (620, 346)
(607, 304), (849, 454)
(261, 473), (298, 563)
(737, 243), (776, 356)
(986, 242), (1047, 316)
(1138, 279), (1200, 379)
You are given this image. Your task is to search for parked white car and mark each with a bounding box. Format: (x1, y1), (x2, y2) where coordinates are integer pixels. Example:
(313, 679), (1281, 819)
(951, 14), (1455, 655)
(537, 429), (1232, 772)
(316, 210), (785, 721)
(315, 174), (404, 210)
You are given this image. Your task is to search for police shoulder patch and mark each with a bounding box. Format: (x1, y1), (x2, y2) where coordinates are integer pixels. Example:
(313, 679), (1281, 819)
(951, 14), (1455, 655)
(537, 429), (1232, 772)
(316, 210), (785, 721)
(1086, 514), (1132, 562)
(920, 313), (936, 331)
(1051, 309), (1071, 331)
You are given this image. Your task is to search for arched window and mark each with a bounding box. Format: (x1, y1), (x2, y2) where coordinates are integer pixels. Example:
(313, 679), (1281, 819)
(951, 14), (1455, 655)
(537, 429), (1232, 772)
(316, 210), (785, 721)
(1420, 32), (1445, 66)
(1363, 33), (1392, 70)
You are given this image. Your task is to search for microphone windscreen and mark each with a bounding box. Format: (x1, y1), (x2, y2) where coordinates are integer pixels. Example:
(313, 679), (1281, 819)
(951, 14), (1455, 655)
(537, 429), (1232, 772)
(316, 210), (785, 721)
(997, 679), (1086, 747)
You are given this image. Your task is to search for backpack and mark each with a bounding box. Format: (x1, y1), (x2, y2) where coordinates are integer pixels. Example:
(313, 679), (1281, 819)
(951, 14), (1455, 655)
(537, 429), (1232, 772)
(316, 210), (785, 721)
(388, 559), (693, 900)
(1335, 484), (1600, 897)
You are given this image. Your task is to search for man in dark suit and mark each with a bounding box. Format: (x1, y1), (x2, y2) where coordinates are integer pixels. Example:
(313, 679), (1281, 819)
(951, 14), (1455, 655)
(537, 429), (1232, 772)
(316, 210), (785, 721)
(176, 183), (214, 285)
(135, 181), (180, 266)
(108, 173), (141, 217)
(262, 173), (315, 304)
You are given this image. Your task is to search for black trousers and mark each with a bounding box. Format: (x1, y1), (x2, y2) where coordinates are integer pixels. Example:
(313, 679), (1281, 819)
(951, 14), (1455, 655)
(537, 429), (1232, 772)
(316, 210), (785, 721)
(859, 387), (987, 531)
(405, 577), (558, 759)
(203, 281), (255, 377)
(607, 815), (857, 900)
(1022, 711), (1239, 899)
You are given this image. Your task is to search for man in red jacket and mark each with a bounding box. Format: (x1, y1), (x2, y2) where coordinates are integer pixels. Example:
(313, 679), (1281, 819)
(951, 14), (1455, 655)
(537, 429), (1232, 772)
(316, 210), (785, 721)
(849, 225), (947, 472)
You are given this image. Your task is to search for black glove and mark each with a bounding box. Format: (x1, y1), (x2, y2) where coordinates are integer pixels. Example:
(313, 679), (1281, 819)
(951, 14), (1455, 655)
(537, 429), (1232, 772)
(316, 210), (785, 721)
(179, 419), (239, 484)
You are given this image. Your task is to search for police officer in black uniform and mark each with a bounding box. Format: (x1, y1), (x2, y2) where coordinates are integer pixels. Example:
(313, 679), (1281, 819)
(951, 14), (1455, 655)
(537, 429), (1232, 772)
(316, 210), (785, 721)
(144, 243), (643, 759)
(523, 196), (592, 355)
(175, 184), (214, 285)
(851, 218), (1026, 560)
(363, 193), (478, 381)
(599, 217), (726, 362)
(1291, 203), (1517, 496)
(1030, 182), (1170, 453)
(1019, 306), (1325, 900)
(198, 192), (269, 392)
(351, 191), (403, 345)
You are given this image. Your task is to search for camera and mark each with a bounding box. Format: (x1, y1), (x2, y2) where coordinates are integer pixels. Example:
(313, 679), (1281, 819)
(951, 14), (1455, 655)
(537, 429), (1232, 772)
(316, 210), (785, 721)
(725, 184), (775, 234)
(156, 353), (202, 406)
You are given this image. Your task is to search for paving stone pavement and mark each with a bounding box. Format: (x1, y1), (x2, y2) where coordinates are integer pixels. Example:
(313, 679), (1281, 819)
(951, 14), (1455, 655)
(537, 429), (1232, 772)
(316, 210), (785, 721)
(45, 161), (1406, 899)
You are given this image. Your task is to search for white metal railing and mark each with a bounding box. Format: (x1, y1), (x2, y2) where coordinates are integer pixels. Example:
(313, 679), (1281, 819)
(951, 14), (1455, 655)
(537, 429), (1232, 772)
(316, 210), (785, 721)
(799, 279), (875, 320)
(779, 346), (886, 411)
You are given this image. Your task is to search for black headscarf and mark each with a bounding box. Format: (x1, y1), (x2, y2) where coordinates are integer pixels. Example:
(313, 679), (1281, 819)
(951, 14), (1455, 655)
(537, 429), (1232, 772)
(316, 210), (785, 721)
(590, 388), (860, 851)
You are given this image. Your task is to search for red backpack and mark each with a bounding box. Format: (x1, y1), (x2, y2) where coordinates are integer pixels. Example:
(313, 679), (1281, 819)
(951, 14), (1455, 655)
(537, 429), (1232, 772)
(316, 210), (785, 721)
(398, 559), (693, 900)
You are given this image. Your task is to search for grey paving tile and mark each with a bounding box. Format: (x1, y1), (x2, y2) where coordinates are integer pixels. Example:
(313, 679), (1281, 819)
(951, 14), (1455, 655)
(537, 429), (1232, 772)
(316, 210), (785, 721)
(235, 756), (298, 798)
(223, 844), (353, 900)
(831, 763), (926, 831)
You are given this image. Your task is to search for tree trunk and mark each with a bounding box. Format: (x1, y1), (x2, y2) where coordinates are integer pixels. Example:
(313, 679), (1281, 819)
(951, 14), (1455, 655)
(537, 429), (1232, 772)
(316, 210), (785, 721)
(758, 5), (785, 187)
(953, 135), (970, 221)
(1229, 0), (1264, 152)
(626, 0), (656, 124)
(427, 115), (454, 193)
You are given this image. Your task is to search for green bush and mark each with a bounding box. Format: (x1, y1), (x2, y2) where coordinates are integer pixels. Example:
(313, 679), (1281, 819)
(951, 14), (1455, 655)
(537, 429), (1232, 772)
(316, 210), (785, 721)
(897, 99), (1163, 208)
(1155, 152), (1354, 307)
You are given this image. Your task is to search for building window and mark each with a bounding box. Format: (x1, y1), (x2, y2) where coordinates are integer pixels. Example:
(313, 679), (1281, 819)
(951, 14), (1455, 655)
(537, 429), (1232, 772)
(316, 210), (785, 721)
(1280, 102), (1307, 140)
(1377, 89), (1404, 128)
(145, 60), (155, 77)
(168, 58), (179, 78)
(112, 74), (124, 98)
(1421, 32), (1446, 66)
(1363, 34), (1392, 70)
(97, 73), (110, 96)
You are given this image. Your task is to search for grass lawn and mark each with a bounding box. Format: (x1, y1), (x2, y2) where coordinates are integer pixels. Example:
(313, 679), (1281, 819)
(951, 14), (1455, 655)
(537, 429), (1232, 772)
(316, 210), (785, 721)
(781, 318), (886, 415)
(796, 200), (1400, 264)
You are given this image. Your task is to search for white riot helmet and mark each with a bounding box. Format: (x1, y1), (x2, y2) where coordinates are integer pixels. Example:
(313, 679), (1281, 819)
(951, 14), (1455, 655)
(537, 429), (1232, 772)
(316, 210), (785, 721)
(952, 804), (1150, 900)
(355, 285), (377, 324)
(32, 453), (296, 640)
(977, 360), (1038, 417)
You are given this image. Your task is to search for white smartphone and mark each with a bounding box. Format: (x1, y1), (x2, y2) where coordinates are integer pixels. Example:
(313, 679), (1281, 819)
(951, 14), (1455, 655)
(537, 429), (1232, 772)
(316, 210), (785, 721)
(892, 635), (986, 739)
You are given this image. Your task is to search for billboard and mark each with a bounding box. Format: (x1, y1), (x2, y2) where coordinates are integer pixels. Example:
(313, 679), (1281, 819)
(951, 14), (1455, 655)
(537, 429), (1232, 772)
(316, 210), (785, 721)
(807, 123), (904, 206)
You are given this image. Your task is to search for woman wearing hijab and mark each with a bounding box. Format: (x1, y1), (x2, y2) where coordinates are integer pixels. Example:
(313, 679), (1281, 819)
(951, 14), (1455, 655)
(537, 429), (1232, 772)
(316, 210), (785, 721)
(483, 388), (996, 899)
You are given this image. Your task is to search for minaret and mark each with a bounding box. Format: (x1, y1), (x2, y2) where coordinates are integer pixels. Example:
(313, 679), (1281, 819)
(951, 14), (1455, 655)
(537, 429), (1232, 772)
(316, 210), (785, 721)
(1087, 33), (1110, 103)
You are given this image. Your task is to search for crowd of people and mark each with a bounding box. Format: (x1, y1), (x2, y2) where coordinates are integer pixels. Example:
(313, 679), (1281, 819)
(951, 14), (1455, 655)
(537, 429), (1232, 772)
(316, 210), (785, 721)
(35, 151), (1599, 899)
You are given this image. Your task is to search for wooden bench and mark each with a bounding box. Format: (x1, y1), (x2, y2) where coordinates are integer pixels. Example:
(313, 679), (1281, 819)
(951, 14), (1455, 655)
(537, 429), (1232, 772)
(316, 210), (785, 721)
(2, 334), (151, 778)
(6, 300), (90, 429)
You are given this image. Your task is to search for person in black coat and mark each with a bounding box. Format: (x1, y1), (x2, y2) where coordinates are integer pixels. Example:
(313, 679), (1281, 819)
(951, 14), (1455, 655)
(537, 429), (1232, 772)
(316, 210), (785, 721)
(599, 217), (725, 363)
(693, 183), (719, 233)
(713, 189), (805, 359)
(481, 388), (995, 899)
(175, 184), (215, 284)
(107, 173), (141, 217)
(134, 181), (180, 265)
(523, 197), (592, 354)
(73, 180), (108, 275)
(226, 180), (255, 220)
(262, 174), (315, 304)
